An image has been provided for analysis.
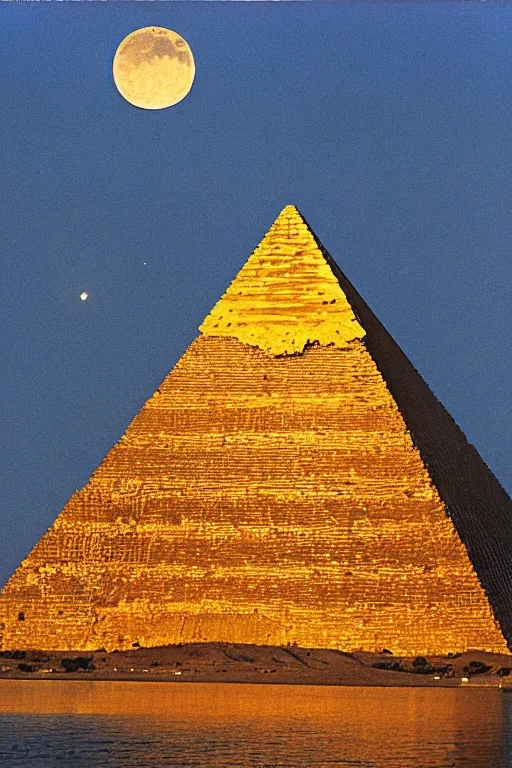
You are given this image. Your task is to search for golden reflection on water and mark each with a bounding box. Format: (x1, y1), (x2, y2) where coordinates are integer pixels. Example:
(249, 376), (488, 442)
(0, 682), (506, 768)
(0, 680), (501, 720)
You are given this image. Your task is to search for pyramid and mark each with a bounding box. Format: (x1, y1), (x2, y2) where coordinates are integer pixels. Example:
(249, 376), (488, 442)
(1, 206), (511, 655)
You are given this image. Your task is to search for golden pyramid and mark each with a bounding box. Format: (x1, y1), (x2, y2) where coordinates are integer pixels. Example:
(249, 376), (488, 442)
(1, 206), (511, 655)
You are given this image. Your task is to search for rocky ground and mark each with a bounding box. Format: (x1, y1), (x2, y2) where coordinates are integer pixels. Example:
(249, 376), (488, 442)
(1, 643), (512, 687)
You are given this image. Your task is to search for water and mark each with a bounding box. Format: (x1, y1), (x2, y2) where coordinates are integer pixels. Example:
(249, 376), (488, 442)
(0, 681), (510, 768)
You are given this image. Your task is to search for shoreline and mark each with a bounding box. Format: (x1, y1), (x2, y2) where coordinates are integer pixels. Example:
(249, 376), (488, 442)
(2, 642), (511, 689)
(0, 675), (509, 688)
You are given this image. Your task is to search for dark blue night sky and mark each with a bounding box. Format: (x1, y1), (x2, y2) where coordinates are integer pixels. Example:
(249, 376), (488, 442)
(1, 2), (511, 586)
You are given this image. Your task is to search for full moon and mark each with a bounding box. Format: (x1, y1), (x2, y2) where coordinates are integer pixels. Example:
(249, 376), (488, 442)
(113, 27), (195, 110)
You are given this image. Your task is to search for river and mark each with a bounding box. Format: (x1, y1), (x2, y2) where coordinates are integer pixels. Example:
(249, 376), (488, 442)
(0, 681), (510, 767)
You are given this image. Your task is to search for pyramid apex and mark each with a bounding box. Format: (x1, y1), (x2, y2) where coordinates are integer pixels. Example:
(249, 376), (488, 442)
(271, 204), (308, 228)
(277, 203), (301, 215)
(200, 207), (364, 355)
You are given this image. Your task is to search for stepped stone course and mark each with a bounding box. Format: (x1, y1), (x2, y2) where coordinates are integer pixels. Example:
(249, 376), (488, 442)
(1, 206), (511, 655)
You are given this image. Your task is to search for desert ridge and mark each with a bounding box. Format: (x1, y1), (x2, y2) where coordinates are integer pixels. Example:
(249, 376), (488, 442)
(1, 643), (512, 689)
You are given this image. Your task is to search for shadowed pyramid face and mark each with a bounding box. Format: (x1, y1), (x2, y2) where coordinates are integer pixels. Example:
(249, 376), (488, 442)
(1, 206), (511, 655)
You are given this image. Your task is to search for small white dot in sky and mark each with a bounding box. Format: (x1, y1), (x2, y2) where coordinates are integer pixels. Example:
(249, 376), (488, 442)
(80, 292), (88, 301)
